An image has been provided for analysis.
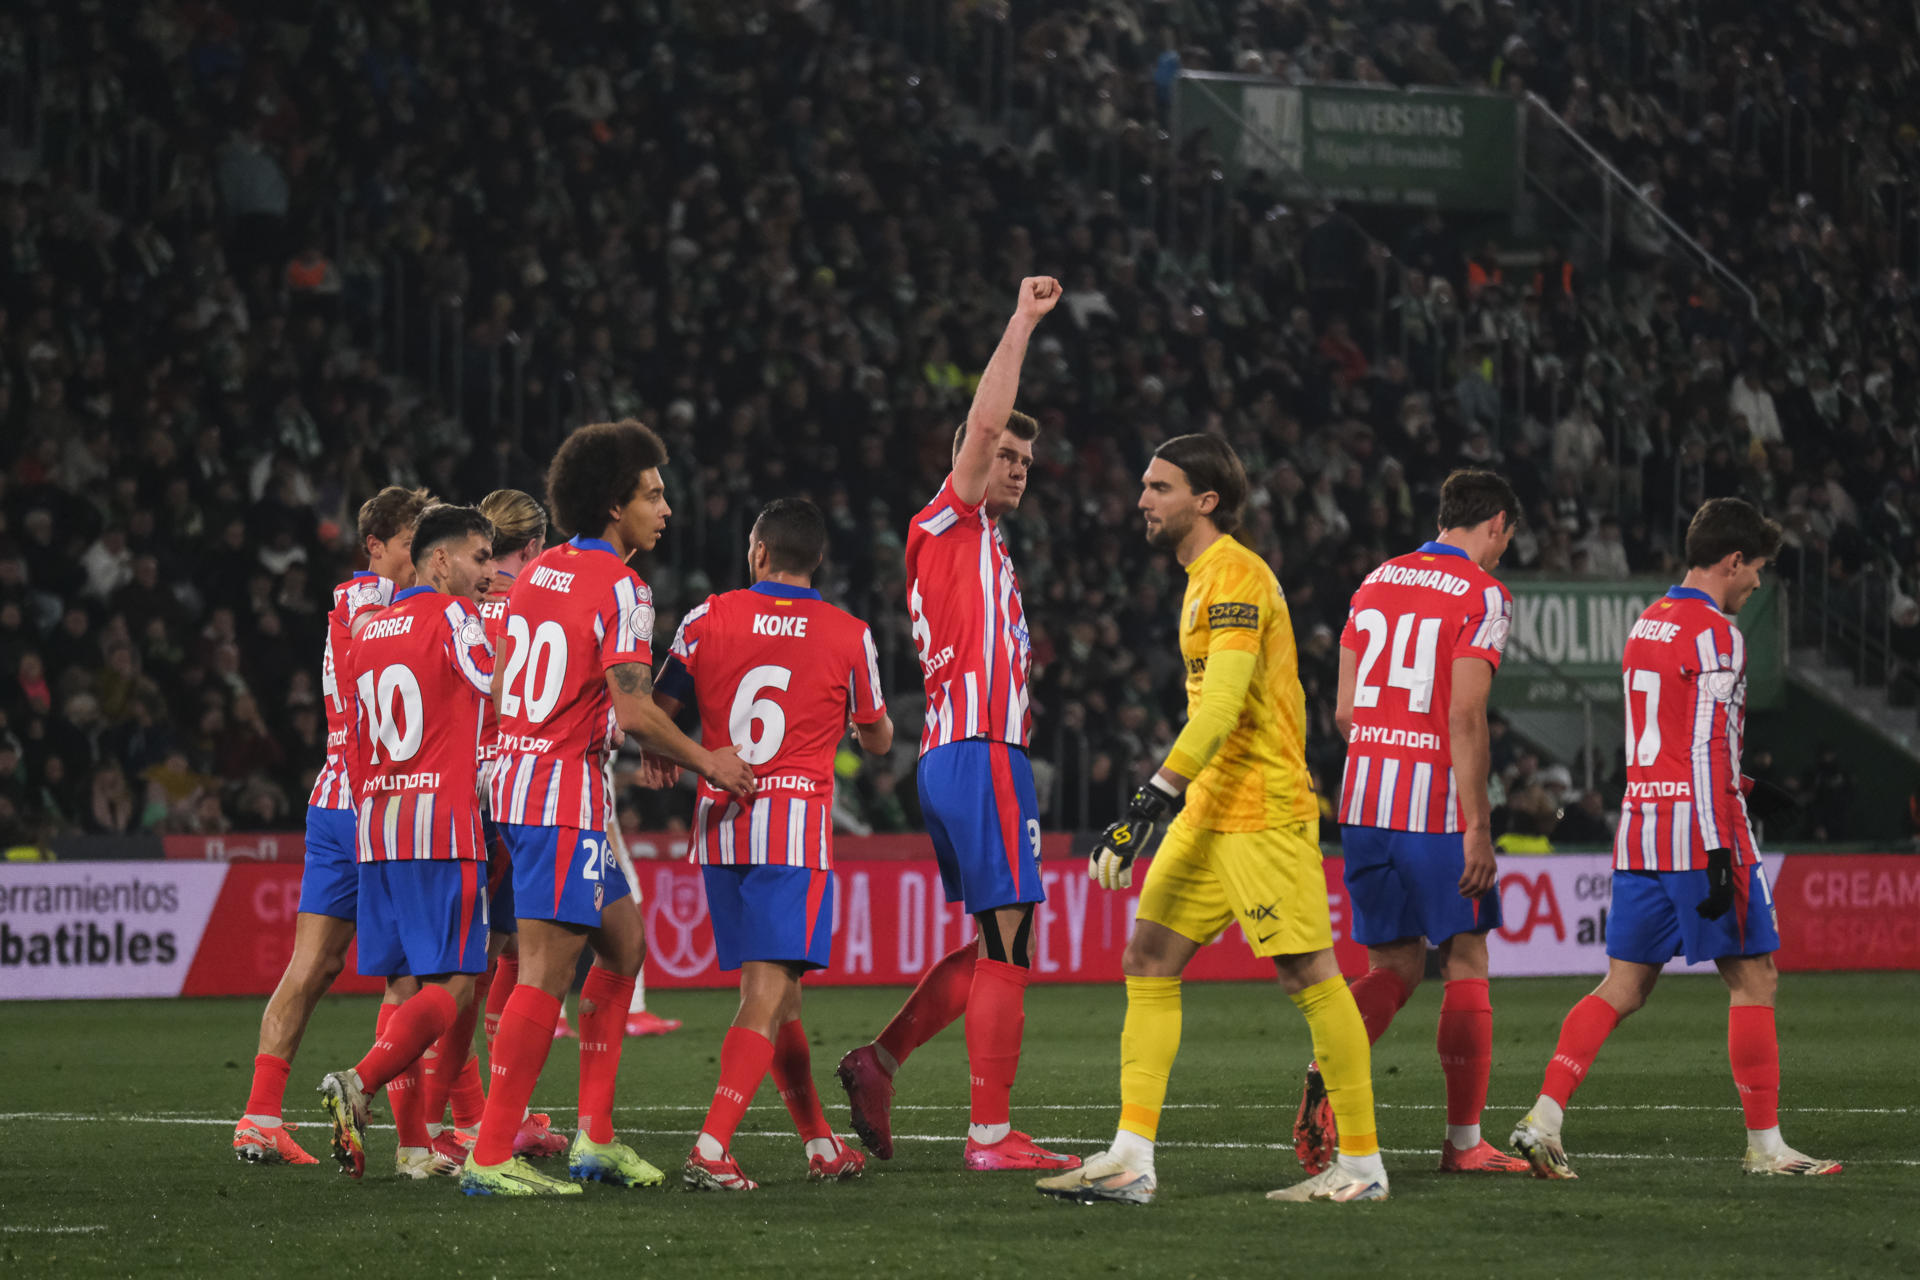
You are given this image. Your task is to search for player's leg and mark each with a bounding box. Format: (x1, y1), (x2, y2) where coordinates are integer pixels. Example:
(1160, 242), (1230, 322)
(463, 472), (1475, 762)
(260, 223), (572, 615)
(1038, 820), (1218, 1204)
(1230, 821), (1385, 1203)
(626, 963), (682, 1036)
(686, 959), (791, 1191)
(1699, 866), (1838, 1174)
(838, 752), (975, 1158)
(1510, 953), (1659, 1179)
(952, 744), (1074, 1170)
(237, 807), (359, 1165)
(321, 862), (484, 1179)
(463, 824), (599, 1196)
(564, 884), (665, 1188)
(772, 979), (864, 1180)
(1290, 825), (1423, 1173)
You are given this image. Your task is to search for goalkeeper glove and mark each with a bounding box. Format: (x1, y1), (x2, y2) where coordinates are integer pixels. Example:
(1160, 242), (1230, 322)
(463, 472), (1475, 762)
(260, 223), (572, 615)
(1695, 848), (1735, 920)
(1089, 777), (1179, 891)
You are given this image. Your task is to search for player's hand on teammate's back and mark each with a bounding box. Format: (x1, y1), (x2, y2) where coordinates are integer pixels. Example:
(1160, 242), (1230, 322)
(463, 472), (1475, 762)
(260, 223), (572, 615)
(705, 744), (756, 800)
(637, 751), (681, 789)
(1458, 829), (1497, 899)
(1089, 780), (1178, 891)
(1696, 848), (1735, 919)
(1015, 276), (1063, 321)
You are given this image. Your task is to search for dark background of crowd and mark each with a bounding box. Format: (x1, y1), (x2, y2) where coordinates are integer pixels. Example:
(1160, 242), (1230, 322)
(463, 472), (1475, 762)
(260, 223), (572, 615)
(0, 0), (1899, 852)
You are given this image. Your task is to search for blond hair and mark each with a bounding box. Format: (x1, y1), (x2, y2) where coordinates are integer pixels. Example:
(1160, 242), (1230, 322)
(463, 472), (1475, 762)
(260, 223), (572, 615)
(479, 489), (549, 557)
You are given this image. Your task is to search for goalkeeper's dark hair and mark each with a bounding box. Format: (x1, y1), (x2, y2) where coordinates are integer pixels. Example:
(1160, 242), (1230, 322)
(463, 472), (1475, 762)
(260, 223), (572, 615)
(1153, 434), (1249, 535)
(752, 498), (828, 576)
(545, 419), (669, 538)
(1437, 469), (1522, 533)
(409, 503), (495, 567)
(1685, 497), (1782, 568)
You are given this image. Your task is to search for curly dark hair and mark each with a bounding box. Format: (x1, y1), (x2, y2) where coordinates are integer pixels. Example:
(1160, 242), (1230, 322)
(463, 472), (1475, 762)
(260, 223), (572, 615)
(545, 420), (669, 539)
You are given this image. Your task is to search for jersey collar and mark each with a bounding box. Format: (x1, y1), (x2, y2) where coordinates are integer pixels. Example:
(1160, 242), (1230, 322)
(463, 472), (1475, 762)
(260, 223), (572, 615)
(1416, 541), (1471, 560)
(494, 568), (517, 584)
(751, 581), (822, 601)
(569, 535), (617, 556)
(1665, 585), (1723, 611)
(392, 585), (436, 603)
(351, 569), (380, 579)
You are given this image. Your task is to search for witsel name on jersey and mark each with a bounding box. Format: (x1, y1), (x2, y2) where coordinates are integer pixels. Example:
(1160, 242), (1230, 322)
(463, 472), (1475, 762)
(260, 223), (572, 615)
(528, 565), (576, 592)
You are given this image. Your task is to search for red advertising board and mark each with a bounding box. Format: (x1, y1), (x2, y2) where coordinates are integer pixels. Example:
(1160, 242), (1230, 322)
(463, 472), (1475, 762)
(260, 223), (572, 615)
(1770, 855), (1920, 971)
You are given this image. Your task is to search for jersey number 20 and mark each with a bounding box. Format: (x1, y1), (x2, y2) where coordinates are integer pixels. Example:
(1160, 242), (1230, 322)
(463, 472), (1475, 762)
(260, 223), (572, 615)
(1351, 608), (1440, 713)
(499, 616), (568, 723)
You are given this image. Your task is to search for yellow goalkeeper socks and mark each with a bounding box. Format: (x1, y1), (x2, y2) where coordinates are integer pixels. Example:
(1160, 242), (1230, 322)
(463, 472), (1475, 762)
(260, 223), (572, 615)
(1290, 975), (1379, 1158)
(1117, 976), (1183, 1142)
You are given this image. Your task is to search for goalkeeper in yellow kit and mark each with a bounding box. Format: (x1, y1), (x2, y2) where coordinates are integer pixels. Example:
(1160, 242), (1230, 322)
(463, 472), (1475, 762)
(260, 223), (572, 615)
(1036, 434), (1386, 1206)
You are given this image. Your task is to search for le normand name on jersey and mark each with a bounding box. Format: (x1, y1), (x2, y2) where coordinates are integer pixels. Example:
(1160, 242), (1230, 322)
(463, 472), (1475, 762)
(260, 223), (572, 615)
(1362, 562), (1473, 596)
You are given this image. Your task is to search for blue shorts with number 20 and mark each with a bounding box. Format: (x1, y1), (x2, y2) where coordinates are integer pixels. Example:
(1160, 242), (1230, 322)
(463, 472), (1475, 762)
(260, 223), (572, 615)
(498, 822), (630, 928)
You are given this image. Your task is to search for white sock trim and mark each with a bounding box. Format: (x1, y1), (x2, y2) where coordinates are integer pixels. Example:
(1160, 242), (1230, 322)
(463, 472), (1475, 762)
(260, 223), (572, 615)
(1446, 1123), (1482, 1151)
(1111, 1129), (1156, 1172)
(1747, 1125), (1786, 1155)
(872, 1044), (900, 1076)
(1531, 1095), (1565, 1132)
(969, 1122), (1010, 1145)
(1338, 1151), (1387, 1181)
(695, 1132), (725, 1161)
(240, 1113), (283, 1128)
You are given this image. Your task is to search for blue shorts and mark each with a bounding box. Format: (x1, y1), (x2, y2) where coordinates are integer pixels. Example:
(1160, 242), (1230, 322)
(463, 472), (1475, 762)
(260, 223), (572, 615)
(702, 865), (835, 972)
(354, 860), (489, 978)
(483, 814), (516, 934)
(1608, 863), (1780, 966)
(918, 740), (1044, 914)
(298, 806), (360, 921)
(1340, 826), (1502, 947)
(499, 823), (629, 929)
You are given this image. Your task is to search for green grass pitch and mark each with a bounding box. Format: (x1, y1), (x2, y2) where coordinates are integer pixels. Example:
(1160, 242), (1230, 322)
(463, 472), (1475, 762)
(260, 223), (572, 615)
(1, 975), (1914, 1278)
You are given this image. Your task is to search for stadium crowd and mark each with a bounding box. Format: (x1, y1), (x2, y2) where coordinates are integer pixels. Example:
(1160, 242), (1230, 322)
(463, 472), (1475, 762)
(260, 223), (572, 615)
(0, 0), (1894, 851)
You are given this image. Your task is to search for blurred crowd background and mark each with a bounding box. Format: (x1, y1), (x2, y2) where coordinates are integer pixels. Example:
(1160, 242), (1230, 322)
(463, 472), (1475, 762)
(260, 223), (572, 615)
(1, 0), (1907, 852)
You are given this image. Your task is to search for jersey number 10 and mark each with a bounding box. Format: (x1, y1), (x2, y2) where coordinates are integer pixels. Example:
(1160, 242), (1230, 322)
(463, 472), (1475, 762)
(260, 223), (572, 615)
(1351, 608), (1440, 713)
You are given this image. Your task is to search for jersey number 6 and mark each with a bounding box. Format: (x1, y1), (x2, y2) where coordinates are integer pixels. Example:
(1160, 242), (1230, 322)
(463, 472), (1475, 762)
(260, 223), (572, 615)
(730, 664), (792, 766)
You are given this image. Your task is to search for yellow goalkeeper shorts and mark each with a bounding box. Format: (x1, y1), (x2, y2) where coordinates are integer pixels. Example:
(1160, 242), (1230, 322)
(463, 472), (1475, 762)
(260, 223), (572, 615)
(1135, 816), (1332, 958)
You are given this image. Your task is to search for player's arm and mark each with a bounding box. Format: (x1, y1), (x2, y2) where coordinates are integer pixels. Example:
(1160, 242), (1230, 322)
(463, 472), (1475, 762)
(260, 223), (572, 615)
(1334, 645), (1358, 741)
(1690, 626), (1746, 919)
(849, 624), (893, 755)
(952, 276), (1062, 508)
(635, 655), (691, 788)
(854, 714), (894, 755)
(1088, 601), (1259, 890)
(607, 661), (754, 799)
(1448, 656), (1498, 898)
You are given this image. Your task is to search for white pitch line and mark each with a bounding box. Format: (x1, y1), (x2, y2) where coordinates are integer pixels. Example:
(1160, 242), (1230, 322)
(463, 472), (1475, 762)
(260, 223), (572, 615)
(2, 1226), (107, 1234)
(0, 1113), (1914, 1167)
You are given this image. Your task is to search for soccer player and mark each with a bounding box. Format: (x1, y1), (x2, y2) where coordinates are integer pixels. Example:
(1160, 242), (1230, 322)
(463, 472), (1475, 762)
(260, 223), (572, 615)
(1510, 498), (1841, 1178)
(234, 485), (430, 1165)
(1037, 435), (1387, 1206)
(317, 503), (497, 1179)
(643, 498), (891, 1190)
(837, 277), (1082, 1173)
(1288, 469), (1531, 1176)
(418, 488), (567, 1168)
(461, 419), (755, 1197)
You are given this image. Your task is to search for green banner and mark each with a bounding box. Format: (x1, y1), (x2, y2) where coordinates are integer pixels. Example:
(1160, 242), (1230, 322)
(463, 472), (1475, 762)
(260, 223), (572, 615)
(1174, 75), (1520, 211)
(1493, 579), (1784, 711)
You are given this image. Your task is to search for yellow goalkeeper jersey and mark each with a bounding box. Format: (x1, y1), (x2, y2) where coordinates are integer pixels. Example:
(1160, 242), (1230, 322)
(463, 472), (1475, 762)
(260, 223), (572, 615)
(1175, 534), (1317, 832)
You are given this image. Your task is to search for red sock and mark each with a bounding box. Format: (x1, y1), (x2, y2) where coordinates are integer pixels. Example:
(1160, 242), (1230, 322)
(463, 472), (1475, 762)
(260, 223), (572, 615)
(1728, 1005), (1780, 1131)
(421, 987), (480, 1130)
(473, 985), (560, 1166)
(771, 1019), (831, 1142)
(451, 1056), (487, 1130)
(1540, 994), (1621, 1107)
(876, 939), (975, 1068)
(964, 958), (1030, 1128)
(699, 1027), (774, 1151)
(1347, 968), (1412, 1044)
(577, 965), (636, 1144)
(356, 987), (458, 1093)
(1437, 978), (1493, 1126)
(244, 1053), (291, 1121)
(486, 954), (518, 1063)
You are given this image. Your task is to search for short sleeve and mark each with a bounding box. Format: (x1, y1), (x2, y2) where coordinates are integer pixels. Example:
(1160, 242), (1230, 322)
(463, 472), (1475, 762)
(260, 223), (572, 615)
(1203, 567), (1266, 657)
(849, 624), (888, 725)
(912, 474), (983, 535)
(1455, 582), (1513, 670)
(445, 601), (494, 696)
(669, 598), (713, 672)
(1338, 605), (1361, 653)
(599, 572), (656, 668)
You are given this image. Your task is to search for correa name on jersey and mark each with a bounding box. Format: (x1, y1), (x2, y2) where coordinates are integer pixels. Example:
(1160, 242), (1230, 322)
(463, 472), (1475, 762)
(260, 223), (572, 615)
(308, 571), (395, 811)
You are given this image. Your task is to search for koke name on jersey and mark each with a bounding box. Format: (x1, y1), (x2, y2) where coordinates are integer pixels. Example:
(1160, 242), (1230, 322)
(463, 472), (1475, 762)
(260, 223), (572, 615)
(751, 612), (809, 637)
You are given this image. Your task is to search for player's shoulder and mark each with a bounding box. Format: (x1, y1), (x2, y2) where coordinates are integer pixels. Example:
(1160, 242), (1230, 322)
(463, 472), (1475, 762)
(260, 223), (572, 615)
(1201, 536), (1281, 599)
(340, 573), (392, 620)
(909, 474), (983, 539)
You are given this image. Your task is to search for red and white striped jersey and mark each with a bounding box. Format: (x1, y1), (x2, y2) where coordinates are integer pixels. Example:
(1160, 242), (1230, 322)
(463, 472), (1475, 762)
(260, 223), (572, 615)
(905, 474), (1031, 756)
(488, 536), (653, 831)
(1613, 586), (1759, 871)
(475, 572), (513, 767)
(662, 581), (887, 870)
(1337, 542), (1513, 833)
(345, 586), (494, 862)
(308, 571), (396, 810)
